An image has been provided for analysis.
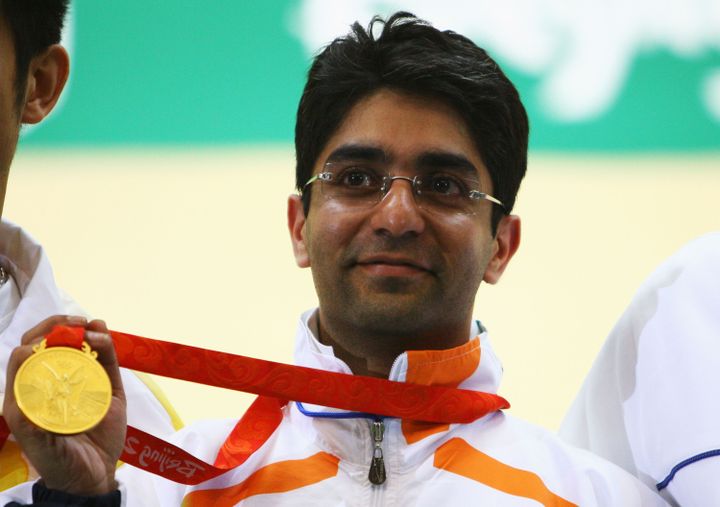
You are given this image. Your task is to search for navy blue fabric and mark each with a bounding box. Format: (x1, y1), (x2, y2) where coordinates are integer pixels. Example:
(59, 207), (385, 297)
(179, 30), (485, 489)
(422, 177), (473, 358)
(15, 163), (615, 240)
(4, 481), (120, 507)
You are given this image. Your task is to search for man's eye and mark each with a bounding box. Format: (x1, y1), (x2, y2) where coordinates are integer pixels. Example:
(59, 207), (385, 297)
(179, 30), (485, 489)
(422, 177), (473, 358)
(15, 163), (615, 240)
(339, 168), (378, 188)
(427, 175), (465, 196)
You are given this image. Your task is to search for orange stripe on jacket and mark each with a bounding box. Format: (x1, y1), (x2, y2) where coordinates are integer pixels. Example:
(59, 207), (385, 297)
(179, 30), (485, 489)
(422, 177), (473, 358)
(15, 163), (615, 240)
(402, 338), (481, 444)
(434, 438), (577, 507)
(182, 452), (339, 507)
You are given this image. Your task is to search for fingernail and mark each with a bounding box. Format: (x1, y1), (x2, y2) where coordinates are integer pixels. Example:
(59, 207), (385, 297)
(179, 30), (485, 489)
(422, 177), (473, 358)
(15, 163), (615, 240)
(86, 331), (110, 341)
(68, 315), (87, 325)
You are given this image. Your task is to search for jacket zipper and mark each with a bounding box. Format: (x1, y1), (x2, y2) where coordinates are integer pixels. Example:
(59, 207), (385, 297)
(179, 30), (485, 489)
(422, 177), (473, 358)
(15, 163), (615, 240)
(368, 418), (387, 485)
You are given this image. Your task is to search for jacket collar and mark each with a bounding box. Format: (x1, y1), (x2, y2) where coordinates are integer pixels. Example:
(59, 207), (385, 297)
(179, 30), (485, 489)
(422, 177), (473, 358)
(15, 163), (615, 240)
(293, 308), (503, 395)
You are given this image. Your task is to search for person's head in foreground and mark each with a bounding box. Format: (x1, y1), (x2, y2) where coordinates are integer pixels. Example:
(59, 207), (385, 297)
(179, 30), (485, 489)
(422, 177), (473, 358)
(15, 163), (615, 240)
(0, 0), (69, 215)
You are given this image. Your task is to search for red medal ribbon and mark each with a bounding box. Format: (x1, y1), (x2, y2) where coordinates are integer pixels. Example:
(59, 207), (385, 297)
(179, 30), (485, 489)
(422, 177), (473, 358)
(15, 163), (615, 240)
(110, 328), (506, 424)
(120, 396), (287, 484)
(45, 325), (84, 349)
(1, 325), (510, 485)
(0, 417), (9, 455)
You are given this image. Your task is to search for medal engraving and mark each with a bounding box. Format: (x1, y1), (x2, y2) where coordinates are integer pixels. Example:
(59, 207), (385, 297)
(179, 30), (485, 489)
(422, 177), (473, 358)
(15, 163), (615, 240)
(14, 339), (112, 434)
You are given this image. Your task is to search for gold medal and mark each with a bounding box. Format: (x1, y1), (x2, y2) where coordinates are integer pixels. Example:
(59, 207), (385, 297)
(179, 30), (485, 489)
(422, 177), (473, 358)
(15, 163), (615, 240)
(13, 339), (112, 434)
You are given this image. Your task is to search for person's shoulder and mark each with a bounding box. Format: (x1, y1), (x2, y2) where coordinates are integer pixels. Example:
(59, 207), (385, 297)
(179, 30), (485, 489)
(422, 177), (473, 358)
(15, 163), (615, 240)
(476, 411), (598, 450)
(462, 414), (628, 478)
(616, 231), (720, 326)
(671, 232), (720, 277)
(647, 232), (720, 287)
(675, 232), (720, 259)
(457, 413), (668, 504)
(462, 411), (599, 461)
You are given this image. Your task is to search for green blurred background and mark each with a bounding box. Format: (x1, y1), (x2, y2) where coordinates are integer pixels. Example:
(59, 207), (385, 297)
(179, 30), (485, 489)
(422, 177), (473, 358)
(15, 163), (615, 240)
(24, 0), (720, 150)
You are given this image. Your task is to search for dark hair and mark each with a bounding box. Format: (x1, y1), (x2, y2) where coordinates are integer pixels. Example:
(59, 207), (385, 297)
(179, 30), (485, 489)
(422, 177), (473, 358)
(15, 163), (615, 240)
(0, 0), (69, 109)
(295, 12), (529, 232)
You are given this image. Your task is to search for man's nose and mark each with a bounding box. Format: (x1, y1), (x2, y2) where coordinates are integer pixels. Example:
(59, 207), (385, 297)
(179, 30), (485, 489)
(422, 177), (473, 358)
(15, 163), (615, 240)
(369, 177), (426, 237)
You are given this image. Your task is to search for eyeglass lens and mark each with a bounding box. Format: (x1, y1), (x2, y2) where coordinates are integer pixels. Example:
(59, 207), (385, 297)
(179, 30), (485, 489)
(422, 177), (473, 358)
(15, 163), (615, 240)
(317, 163), (493, 215)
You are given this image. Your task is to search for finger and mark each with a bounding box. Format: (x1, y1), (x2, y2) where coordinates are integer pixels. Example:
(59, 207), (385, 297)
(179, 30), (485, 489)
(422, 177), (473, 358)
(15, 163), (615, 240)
(85, 330), (125, 402)
(21, 314), (88, 345)
(85, 319), (108, 334)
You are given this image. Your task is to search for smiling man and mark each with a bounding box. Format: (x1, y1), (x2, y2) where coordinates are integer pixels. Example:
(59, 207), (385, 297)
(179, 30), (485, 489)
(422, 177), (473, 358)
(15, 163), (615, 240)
(290, 89), (510, 378)
(1, 12), (667, 506)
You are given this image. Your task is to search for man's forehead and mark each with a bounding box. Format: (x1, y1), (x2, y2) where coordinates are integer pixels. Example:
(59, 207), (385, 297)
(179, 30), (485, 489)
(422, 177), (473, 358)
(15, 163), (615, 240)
(325, 144), (387, 164)
(324, 143), (481, 176)
(328, 89), (478, 149)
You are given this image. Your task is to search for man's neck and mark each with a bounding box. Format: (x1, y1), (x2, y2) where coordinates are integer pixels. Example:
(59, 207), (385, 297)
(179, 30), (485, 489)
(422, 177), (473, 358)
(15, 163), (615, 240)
(315, 312), (471, 378)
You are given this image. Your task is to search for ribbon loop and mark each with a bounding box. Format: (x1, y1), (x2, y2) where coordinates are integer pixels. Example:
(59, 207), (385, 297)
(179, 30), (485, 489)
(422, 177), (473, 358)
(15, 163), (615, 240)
(46, 325), (85, 349)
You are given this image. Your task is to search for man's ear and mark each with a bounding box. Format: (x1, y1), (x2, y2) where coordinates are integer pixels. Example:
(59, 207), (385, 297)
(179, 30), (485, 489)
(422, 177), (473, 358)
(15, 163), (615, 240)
(288, 194), (310, 268)
(21, 44), (69, 125)
(483, 214), (521, 284)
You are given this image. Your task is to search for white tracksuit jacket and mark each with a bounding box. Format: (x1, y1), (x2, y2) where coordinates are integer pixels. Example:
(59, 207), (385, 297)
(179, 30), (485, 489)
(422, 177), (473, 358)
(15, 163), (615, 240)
(104, 310), (668, 506)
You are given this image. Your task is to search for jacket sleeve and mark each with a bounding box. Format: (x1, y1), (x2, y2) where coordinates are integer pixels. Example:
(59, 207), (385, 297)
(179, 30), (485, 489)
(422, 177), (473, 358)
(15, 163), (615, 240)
(4, 482), (120, 507)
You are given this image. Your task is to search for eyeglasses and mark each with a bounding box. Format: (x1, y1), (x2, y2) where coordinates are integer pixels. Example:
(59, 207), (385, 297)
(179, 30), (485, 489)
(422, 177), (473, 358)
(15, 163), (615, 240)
(302, 162), (506, 216)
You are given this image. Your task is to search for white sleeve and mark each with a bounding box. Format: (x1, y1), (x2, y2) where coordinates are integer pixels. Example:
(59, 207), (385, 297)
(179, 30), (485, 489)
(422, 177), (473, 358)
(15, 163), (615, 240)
(561, 232), (720, 506)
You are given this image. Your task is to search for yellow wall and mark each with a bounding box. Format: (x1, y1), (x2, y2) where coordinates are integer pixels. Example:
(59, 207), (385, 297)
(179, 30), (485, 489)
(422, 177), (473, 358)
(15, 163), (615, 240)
(5, 148), (719, 429)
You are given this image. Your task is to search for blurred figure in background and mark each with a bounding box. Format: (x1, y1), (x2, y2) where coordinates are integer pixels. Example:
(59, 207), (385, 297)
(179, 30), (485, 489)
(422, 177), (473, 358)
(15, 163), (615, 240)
(561, 232), (720, 506)
(0, 0), (181, 491)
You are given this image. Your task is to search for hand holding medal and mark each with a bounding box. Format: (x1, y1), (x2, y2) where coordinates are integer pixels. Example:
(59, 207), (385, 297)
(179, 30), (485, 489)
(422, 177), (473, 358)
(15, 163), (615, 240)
(14, 324), (112, 434)
(2, 315), (126, 496)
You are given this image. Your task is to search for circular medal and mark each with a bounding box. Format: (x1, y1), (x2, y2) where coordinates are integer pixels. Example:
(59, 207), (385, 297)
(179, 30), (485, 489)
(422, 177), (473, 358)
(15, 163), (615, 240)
(14, 339), (112, 434)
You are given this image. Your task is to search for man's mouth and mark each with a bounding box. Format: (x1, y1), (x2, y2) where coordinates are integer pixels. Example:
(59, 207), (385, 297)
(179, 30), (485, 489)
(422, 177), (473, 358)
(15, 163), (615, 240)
(355, 255), (432, 276)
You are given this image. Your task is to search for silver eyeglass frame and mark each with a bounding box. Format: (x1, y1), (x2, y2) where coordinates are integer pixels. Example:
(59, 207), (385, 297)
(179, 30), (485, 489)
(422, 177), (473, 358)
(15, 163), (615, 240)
(302, 170), (506, 213)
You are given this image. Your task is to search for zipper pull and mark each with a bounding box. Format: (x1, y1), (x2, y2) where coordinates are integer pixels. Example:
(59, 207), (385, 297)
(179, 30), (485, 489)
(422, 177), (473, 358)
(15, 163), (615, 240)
(368, 419), (386, 485)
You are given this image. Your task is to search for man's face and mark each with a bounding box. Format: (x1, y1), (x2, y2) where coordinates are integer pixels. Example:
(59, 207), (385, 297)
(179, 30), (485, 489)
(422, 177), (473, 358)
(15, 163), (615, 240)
(0, 16), (21, 191)
(291, 88), (511, 342)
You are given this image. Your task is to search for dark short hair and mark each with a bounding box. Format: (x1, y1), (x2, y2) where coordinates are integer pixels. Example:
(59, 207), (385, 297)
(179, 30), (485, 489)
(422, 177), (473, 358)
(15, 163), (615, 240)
(0, 0), (69, 110)
(295, 12), (529, 232)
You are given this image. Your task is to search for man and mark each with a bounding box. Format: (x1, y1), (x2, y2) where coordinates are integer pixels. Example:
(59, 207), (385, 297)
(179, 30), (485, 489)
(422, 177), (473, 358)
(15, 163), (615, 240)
(561, 232), (720, 506)
(2, 12), (667, 505)
(0, 0), (181, 492)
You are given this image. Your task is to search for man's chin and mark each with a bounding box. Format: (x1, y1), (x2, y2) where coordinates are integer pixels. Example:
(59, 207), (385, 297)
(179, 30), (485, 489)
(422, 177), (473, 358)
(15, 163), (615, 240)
(360, 275), (432, 295)
(346, 295), (431, 330)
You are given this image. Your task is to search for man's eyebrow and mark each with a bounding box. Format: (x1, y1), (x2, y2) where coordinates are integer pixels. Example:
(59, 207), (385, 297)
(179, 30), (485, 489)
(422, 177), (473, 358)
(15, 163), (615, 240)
(416, 151), (479, 176)
(325, 144), (388, 164)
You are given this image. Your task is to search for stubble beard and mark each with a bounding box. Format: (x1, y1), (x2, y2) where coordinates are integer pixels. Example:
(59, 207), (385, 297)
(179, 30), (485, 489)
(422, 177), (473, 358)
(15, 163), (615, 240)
(316, 265), (465, 349)
(310, 230), (489, 352)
